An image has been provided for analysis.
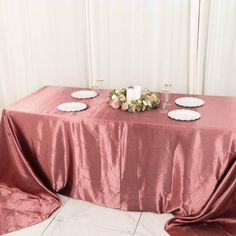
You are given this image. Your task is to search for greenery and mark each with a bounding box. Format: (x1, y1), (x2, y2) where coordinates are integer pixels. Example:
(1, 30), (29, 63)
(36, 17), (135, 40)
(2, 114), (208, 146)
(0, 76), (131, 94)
(109, 88), (160, 112)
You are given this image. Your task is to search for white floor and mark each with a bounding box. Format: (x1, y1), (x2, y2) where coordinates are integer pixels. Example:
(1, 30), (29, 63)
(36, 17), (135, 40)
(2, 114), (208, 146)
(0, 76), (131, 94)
(6, 195), (173, 236)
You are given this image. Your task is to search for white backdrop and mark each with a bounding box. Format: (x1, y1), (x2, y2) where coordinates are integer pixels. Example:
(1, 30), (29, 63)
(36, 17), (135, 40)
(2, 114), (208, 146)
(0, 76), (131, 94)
(89, 0), (197, 93)
(0, 0), (236, 112)
(0, 0), (90, 110)
(200, 0), (236, 96)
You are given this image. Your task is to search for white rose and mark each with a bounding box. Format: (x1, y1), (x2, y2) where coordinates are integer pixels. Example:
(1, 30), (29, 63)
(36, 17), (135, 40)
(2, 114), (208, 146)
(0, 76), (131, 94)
(112, 95), (118, 100)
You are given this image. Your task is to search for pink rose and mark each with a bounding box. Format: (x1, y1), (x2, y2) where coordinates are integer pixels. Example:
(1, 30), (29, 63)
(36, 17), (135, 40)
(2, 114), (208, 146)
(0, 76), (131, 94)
(142, 106), (146, 111)
(131, 105), (136, 112)
(121, 103), (129, 111)
(147, 100), (152, 107)
(120, 94), (126, 101)
(111, 99), (120, 109)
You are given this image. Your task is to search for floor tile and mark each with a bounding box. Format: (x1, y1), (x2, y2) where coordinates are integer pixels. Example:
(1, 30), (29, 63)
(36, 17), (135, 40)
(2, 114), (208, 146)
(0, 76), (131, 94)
(43, 198), (141, 236)
(134, 212), (173, 236)
(43, 220), (133, 236)
(6, 194), (69, 236)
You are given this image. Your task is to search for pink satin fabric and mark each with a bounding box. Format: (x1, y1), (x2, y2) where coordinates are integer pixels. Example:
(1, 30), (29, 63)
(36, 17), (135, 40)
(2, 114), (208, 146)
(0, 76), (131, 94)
(1, 86), (236, 235)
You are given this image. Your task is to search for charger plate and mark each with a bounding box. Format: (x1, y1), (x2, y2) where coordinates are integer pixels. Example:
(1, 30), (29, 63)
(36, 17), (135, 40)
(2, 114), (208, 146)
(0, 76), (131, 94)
(57, 102), (87, 112)
(168, 109), (201, 121)
(71, 90), (98, 99)
(175, 97), (204, 107)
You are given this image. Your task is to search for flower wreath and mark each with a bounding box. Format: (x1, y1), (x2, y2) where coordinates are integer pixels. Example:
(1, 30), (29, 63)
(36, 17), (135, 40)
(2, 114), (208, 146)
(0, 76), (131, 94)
(109, 88), (160, 112)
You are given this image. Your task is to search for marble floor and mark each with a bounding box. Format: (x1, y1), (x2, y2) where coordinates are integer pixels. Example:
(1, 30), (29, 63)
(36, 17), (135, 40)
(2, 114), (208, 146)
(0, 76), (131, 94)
(6, 195), (173, 236)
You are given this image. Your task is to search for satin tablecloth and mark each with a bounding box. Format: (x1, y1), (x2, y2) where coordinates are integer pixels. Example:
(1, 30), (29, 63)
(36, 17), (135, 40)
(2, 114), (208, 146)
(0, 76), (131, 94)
(1, 86), (236, 235)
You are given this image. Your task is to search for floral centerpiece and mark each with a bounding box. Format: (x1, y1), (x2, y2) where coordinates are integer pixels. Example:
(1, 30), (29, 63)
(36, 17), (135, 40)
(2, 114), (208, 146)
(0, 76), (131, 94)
(109, 87), (160, 112)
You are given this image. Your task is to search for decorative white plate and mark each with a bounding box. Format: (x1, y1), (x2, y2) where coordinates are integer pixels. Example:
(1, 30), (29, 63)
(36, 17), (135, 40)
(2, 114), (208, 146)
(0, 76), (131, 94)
(71, 90), (98, 99)
(57, 102), (87, 112)
(168, 109), (201, 121)
(175, 97), (204, 107)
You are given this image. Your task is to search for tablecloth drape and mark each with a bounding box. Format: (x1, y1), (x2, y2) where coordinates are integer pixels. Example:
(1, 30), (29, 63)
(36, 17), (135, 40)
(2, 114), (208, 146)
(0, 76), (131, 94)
(0, 86), (236, 235)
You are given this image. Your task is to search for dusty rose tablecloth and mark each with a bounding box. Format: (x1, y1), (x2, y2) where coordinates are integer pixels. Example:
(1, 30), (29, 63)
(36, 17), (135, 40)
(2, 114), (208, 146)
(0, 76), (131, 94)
(1, 86), (236, 235)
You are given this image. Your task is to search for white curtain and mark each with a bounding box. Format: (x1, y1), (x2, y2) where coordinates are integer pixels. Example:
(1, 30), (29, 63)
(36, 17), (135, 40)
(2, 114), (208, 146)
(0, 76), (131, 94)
(198, 0), (236, 96)
(89, 0), (196, 93)
(0, 0), (89, 111)
(0, 0), (197, 112)
(1, 0), (235, 113)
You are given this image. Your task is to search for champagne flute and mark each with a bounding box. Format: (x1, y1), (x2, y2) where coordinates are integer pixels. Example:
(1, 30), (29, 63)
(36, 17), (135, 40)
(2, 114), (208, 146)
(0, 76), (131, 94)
(96, 79), (105, 103)
(96, 79), (104, 85)
(91, 84), (99, 106)
(164, 83), (172, 106)
(96, 79), (104, 96)
(160, 86), (169, 113)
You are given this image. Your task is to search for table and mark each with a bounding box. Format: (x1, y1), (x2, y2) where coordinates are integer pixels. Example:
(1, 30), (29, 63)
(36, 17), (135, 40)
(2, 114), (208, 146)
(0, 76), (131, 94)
(1, 86), (236, 236)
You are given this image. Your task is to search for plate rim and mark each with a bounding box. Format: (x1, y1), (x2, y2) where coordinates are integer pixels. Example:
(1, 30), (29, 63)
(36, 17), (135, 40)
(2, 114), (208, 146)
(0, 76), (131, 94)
(168, 109), (201, 121)
(57, 102), (88, 112)
(71, 90), (98, 99)
(175, 97), (205, 107)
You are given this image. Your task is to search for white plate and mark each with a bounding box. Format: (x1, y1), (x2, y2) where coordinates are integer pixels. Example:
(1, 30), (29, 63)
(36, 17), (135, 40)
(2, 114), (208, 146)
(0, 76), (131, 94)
(71, 90), (98, 99)
(168, 109), (201, 121)
(57, 102), (87, 112)
(175, 97), (204, 107)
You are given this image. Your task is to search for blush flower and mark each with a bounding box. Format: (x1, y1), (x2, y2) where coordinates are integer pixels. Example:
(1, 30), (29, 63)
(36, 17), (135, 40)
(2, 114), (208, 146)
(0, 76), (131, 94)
(120, 94), (126, 101)
(111, 99), (120, 109)
(147, 100), (152, 107)
(121, 102), (129, 111)
(131, 105), (136, 112)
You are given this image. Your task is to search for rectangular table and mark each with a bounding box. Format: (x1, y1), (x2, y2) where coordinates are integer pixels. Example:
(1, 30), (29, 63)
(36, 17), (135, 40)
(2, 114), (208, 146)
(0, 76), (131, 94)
(1, 86), (236, 235)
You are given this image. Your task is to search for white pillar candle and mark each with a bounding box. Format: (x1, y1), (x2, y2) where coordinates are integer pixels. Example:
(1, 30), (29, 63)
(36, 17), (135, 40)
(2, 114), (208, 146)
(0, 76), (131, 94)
(133, 86), (142, 100)
(126, 88), (135, 101)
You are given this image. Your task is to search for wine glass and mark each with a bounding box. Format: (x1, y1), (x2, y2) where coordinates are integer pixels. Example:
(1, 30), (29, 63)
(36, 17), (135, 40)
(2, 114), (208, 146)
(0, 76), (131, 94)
(96, 79), (104, 86)
(164, 83), (172, 106)
(160, 87), (169, 113)
(96, 79), (105, 103)
(96, 79), (104, 95)
(91, 84), (99, 106)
